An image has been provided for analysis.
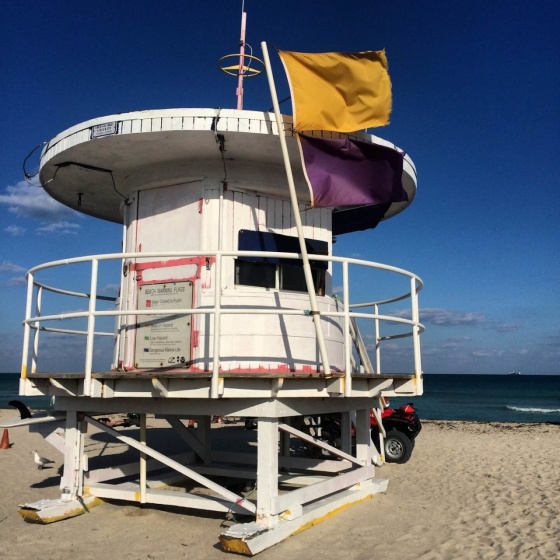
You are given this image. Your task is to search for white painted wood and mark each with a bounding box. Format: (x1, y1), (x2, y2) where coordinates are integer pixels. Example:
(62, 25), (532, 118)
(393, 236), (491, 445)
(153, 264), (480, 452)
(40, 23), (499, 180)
(256, 418), (279, 528)
(84, 452), (195, 484)
(59, 412), (86, 501)
(278, 475), (329, 487)
(272, 465), (376, 514)
(340, 411), (352, 454)
(86, 483), (252, 514)
(23, 99), (423, 556)
(279, 423), (363, 466)
(163, 416), (206, 459)
(197, 415), (212, 465)
(220, 481), (388, 555)
(355, 408), (372, 466)
(208, 450), (353, 474)
(85, 415), (256, 514)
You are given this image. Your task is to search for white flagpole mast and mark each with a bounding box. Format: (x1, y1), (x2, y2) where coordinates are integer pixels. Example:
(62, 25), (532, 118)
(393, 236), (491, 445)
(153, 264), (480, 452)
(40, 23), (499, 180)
(236, 4), (247, 109)
(261, 41), (331, 377)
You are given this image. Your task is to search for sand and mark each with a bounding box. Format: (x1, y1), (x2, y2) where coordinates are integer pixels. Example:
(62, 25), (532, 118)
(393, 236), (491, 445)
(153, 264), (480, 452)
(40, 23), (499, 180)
(1, 409), (558, 560)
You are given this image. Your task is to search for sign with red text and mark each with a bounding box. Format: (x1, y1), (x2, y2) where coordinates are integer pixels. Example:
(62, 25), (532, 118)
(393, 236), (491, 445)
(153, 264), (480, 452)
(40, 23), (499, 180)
(134, 281), (193, 369)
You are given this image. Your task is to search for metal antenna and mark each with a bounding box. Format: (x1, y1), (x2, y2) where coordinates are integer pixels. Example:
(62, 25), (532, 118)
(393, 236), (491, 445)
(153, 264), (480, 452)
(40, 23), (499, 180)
(218, 1), (264, 109)
(236, 2), (247, 109)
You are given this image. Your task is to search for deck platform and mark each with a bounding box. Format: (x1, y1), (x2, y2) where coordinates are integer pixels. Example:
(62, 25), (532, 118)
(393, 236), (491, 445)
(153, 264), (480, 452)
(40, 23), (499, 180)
(21, 371), (420, 403)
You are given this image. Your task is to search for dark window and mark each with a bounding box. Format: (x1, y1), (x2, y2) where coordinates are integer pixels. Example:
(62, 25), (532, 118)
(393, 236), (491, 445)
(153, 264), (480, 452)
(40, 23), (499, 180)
(235, 230), (327, 295)
(235, 261), (276, 288)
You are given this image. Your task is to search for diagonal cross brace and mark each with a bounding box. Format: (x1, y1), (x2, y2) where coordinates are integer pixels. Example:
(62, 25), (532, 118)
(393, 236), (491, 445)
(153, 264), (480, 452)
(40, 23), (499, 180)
(84, 416), (256, 514)
(279, 422), (364, 466)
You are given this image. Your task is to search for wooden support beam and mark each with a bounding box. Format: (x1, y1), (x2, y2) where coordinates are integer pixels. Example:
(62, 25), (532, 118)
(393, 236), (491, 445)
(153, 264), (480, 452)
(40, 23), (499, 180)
(85, 415), (256, 514)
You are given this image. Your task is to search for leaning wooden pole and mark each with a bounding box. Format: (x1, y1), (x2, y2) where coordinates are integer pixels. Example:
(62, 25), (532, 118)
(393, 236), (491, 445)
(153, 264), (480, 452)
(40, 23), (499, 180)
(261, 41), (331, 377)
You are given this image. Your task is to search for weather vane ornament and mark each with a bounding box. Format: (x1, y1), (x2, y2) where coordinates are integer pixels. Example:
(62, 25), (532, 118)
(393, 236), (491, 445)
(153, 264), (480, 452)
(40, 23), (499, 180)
(218, 2), (264, 109)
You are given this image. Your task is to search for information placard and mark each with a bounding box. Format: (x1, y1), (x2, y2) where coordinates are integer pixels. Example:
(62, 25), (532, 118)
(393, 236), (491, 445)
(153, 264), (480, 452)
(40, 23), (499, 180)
(134, 281), (193, 369)
(90, 121), (119, 138)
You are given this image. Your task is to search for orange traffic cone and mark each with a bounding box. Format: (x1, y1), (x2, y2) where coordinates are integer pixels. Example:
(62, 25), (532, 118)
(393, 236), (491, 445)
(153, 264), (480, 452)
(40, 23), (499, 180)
(0, 429), (10, 449)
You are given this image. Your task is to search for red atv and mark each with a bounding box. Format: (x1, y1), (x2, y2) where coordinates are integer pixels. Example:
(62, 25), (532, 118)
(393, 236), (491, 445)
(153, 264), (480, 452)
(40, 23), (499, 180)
(295, 402), (421, 464)
(370, 402), (422, 463)
(245, 402), (421, 464)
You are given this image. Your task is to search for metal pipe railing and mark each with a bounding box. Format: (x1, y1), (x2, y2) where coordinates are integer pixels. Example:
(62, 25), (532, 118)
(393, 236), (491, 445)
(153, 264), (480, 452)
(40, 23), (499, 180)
(84, 259), (99, 396)
(20, 271), (34, 381)
(211, 252), (223, 398)
(342, 261), (351, 396)
(20, 250), (424, 385)
(32, 284), (42, 375)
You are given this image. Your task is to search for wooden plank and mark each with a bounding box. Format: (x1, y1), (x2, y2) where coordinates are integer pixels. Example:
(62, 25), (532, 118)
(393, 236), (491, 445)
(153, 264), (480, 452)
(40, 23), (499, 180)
(272, 465), (376, 514)
(151, 118), (162, 132)
(86, 484), (252, 514)
(220, 482), (387, 555)
(85, 416), (256, 514)
(256, 418), (279, 527)
(279, 423), (363, 466)
(84, 452), (195, 484)
(163, 416), (206, 459)
(19, 496), (103, 524)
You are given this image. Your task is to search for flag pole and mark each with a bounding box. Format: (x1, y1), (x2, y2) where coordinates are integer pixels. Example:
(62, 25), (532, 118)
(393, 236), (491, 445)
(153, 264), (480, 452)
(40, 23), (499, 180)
(236, 7), (247, 109)
(261, 41), (332, 377)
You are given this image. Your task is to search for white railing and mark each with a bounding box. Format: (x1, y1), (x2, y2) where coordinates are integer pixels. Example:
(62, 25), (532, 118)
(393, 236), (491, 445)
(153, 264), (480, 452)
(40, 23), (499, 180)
(21, 250), (424, 398)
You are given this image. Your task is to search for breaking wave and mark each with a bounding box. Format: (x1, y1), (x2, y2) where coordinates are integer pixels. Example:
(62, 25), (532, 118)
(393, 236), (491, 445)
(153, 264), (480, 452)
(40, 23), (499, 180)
(506, 406), (560, 414)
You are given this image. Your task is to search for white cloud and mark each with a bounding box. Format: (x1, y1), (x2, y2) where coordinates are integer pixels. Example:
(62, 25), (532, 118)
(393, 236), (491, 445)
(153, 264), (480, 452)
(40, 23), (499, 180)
(0, 261), (26, 274)
(389, 307), (486, 326)
(0, 262), (27, 287)
(36, 221), (81, 235)
(472, 348), (505, 358)
(484, 321), (521, 333)
(0, 180), (81, 222)
(6, 276), (27, 287)
(100, 283), (121, 295)
(4, 225), (26, 236)
(420, 308), (486, 326)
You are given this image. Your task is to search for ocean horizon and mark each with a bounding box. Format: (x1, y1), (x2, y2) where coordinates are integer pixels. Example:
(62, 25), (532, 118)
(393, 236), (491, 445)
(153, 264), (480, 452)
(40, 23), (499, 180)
(1, 372), (559, 424)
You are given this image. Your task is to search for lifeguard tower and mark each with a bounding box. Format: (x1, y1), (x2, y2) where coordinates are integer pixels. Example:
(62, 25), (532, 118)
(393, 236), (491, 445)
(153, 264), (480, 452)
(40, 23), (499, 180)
(9, 14), (423, 555)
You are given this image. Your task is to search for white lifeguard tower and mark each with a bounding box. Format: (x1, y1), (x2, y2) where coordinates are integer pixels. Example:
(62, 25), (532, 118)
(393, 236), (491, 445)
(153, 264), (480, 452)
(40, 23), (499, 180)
(8, 19), (423, 555)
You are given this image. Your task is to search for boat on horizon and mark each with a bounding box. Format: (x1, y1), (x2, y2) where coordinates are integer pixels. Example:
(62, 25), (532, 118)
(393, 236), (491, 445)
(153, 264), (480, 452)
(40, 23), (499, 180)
(508, 371), (522, 376)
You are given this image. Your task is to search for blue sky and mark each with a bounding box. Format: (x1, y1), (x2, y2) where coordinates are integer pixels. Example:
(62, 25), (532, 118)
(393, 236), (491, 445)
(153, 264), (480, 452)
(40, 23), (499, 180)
(1, 1), (558, 375)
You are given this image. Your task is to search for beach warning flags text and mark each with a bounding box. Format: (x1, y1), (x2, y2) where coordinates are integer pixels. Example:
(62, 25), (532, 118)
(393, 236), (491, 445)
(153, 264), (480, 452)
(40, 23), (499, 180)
(278, 50), (392, 132)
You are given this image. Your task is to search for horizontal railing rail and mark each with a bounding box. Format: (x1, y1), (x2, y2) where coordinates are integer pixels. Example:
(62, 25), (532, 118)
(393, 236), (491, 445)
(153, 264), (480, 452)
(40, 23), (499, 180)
(21, 250), (424, 397)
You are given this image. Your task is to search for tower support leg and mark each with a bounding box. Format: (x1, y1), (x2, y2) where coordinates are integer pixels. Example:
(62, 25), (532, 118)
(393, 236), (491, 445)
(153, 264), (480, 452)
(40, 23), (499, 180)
(20, 412), (101, 524)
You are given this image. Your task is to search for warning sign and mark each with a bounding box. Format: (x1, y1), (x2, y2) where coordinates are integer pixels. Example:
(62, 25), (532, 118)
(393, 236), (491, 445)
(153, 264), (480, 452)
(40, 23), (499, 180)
(134, 281), (193, 369)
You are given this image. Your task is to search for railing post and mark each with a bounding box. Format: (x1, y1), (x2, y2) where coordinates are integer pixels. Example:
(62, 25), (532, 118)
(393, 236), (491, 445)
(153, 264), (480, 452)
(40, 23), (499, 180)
(84, 259), (99, 396)
(112, 222), (128, 370)
(211, 252), (222, 399)
(410, 277), (422, 393)
(140, 413), (147, 503)
(374, 303), (381, 374)
(342, 260), (352, 396)
(20, 272), (34, 389)
(31, 285), (43, 375)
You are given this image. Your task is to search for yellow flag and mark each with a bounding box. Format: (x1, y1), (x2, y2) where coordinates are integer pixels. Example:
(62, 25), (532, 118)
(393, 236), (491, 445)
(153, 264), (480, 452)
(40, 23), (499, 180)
(278, 50), (392, 133)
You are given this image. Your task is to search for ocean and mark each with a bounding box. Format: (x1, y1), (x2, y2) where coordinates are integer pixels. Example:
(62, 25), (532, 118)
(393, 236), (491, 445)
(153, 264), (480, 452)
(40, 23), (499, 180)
(1, 373), (559, 423)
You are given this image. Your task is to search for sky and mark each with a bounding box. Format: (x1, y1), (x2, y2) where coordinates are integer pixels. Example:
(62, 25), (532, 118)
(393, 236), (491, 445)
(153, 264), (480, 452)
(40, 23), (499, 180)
(1, 1), (559, 375)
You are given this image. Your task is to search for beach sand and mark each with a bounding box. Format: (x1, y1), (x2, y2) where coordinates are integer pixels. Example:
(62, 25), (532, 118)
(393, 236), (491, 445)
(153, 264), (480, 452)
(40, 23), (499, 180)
(1, 409), (558, 560)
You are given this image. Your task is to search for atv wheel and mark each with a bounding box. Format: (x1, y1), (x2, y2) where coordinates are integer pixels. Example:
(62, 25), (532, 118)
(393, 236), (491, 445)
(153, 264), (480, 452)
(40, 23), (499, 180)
(384, 430), (413, 464)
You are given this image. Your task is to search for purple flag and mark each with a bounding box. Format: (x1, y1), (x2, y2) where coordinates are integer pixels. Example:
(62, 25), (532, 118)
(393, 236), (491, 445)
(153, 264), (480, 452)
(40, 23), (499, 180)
(298, 134), (407, 208)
